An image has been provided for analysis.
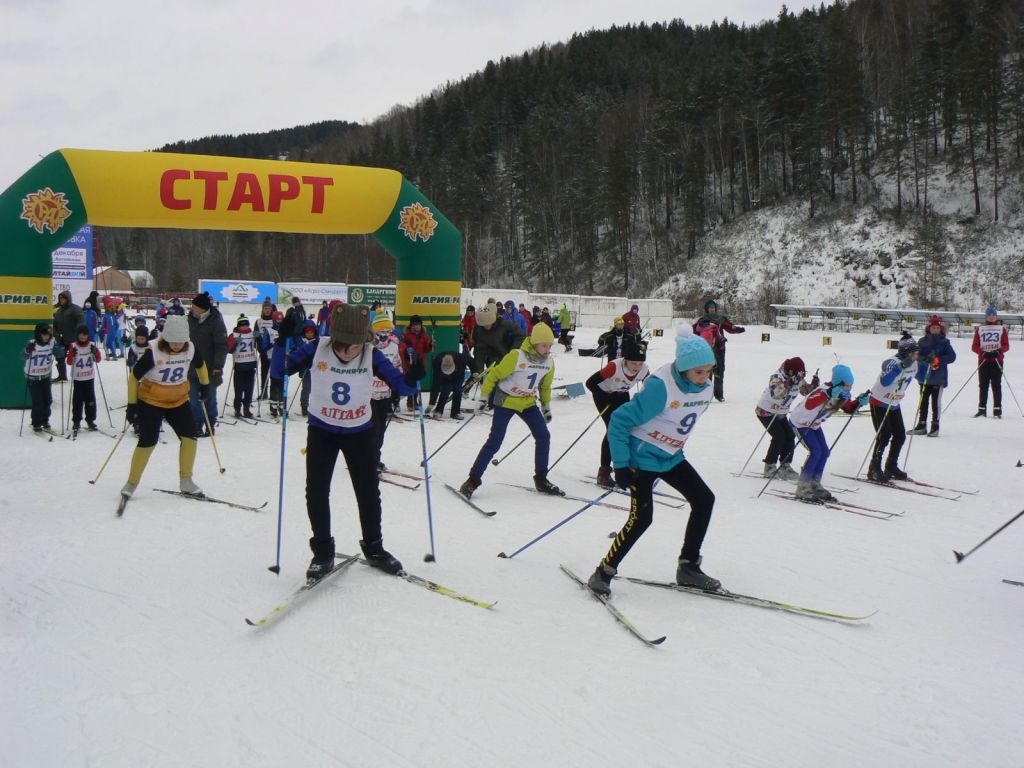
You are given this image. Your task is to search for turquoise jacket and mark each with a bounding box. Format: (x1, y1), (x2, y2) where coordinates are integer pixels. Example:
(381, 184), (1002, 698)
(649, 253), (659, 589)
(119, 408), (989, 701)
(608, 368), (711, 472)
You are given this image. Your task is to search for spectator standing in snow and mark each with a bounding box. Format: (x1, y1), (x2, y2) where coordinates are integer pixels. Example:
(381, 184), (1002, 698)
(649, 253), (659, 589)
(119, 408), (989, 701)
(694, 299), (745, 402)
(909, 315), (956, 436)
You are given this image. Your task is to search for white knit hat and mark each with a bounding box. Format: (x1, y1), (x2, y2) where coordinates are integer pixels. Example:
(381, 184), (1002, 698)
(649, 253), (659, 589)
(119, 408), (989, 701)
(162, 315), (190, 344)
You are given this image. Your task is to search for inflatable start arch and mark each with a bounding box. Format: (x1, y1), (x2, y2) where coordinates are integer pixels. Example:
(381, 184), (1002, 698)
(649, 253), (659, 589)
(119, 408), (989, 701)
(0, 149), (462, 407)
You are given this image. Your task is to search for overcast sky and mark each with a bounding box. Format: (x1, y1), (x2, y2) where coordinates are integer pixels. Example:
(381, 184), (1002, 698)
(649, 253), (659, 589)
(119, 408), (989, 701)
(1, 0), (821, 190)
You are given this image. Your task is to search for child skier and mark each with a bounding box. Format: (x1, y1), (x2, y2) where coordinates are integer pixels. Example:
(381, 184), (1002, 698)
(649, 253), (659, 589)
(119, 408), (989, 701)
(909, 316), (956, 436)
(22, 323), (55, 433)
(866, 334), (918, 481)
(972, 307), (1009, 418)
(429, 349), (473, 420)
(586, 334), (650, 488)
(285, 303), (425, 581)
(369, 314), (403, 472)
(120, 315), (211, 500)
(401, 315), (433, 411)
(67, 324), (102, 435)
(126, 325), (152, 434)
(297, 319), (319, 417)
(227, 315), (259, 418)
(587, 325), (719, 596)
(788, 364), (864, 501)
(458, 323), (561, 499)
(597, 317), (625, 359)
(754, 358), (818, 479)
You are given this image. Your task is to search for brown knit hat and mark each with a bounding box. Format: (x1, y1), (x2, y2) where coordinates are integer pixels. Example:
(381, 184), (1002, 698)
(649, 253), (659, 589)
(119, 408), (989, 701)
(329, 303), (371, 346)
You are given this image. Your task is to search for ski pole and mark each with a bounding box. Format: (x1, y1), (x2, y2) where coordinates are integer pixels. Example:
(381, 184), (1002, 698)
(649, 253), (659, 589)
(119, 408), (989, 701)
(856, 399), (895, 478)
(287, 375), (303, 415)
(59, 377), (65, 435)
(941, 363), (982, 415)
(199, 400), (226, 474)
(497, 488), (616, 559)
(953, 509), (1024, 563)
(269, 345), (291, 575)
(737, 413), (776, 476)
(548, 405), (609, 472)
(88, 417), (131, 484)
(94, 361), (115, 428)
(414, 382), (437, 563)
(220, 366), (234, 418)
(492, 433), (530, 466)
(998, 363), (1024, 417)
(18, 378), (29, 437)
(421, 411), (478, 466)
(903, 364), (933, 473)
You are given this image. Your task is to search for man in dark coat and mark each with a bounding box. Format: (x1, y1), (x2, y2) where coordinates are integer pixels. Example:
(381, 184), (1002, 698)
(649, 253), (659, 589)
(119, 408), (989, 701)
(471, 302), (525, 372)
(187, 291), (228, 435)
(52, 290), (85, 381)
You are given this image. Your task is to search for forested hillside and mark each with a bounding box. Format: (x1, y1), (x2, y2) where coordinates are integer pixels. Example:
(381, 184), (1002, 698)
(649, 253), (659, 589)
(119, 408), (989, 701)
(102, 0), (1023, 312)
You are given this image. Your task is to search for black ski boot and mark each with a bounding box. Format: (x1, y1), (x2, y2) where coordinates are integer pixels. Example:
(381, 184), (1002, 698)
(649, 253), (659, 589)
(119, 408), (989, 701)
(927, 422), (940, 437)
(360, 538), (403, 575)
(306, 536), (336, 582)
(458, 475), (481, 499)
(907, 422), (927, 436)
(886, 461), (908, 481)
(867, 460), (887, 483)
(974, 408), (986, 418)
(596, 467), (614, 489)
(587, 563), (616, 596)
(993, 406), (1002, 419)
(534, 474), (565, 496)
(676, 556), (722, 592)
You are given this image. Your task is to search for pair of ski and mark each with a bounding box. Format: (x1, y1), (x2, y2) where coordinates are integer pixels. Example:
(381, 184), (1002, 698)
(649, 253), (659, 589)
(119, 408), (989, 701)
(117, 488), (268, 517)
(562, 565), (876, 647)
(31, 427), (59, 442)
(499, 482), (630, 512)
(832, 474), (968, 501)
(379, 468), (423, 491)
(733, 472), (857, 495)
(245, 553), (495, 627)
(66, 426), (117, 440)
(444, 483), (496, 516)
(765, 489), (901, 520)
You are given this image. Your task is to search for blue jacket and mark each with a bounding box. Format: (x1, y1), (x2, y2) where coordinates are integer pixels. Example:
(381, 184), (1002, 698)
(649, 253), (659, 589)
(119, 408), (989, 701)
(916, 333), (956, 387)
(607, 368), (711, 473)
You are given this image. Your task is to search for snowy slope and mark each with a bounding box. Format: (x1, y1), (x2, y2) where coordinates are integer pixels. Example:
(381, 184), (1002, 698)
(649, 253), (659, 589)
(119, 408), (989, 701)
(3, 321), (1024, 768)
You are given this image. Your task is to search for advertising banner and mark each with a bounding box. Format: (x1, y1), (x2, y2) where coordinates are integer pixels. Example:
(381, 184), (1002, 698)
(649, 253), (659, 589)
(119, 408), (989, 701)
(278, 282), (347, 305)
(198, 279), (277, 304)
(51, 224), (93, 280)
(347, 284), (396, 307)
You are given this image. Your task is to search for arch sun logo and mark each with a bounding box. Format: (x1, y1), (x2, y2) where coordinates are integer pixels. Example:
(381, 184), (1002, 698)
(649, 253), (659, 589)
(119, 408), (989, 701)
(397, 202), (438, 242)
(20, 188), (72, 234)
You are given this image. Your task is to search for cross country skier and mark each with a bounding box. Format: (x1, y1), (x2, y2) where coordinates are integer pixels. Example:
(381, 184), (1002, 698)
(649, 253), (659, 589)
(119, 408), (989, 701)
(972, 307), (1009, 418)
(227, 315), (258, 418)
(67, 324), (102, 435)
(909, 316), (956, 437)
(788, 364), (864, 501)
(866, 334), (918, 482)
(755, 358), (817, 479)
(126, 325), (152, 435)
(119, 315), (211, 500)
(458, 323), (562, 499)
(297, 319), (319, 417)
(22, 323), (55, 433)
(369, 314), (403, 473)
(285, 303), (426, 582)
(587, 325), (720, 596)
(586, 334), (650, 488)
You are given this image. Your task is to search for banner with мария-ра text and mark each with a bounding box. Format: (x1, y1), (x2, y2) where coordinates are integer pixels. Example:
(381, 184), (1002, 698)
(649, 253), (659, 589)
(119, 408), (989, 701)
(277, 282), (347, 306)
(198, 279), (277, 305)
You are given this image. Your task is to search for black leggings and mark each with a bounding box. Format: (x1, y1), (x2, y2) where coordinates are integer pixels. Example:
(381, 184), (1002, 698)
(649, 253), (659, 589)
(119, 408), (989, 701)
(601, 460), (714, 569)
(870, 404), (906, 467)
(915, 384), (942, 426)
(305, 424), (382, 546)
(137, 399), (197, 448)
(978, 361), (1002, 409)
(72, 379), (97, 426)
(28, 378), (52, 428)
(758, 412), (797, 465)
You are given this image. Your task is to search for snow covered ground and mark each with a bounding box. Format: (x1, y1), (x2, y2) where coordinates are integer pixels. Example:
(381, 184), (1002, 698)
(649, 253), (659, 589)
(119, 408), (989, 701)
(3, 321), (1023, 768)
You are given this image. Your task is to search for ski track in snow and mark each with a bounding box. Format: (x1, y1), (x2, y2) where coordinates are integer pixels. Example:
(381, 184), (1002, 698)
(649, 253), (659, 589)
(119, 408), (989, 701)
(3, 321), (1023, 767)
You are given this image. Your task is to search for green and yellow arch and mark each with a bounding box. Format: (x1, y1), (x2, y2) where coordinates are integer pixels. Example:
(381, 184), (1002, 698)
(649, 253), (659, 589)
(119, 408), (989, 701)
(0, 149), (462, 406)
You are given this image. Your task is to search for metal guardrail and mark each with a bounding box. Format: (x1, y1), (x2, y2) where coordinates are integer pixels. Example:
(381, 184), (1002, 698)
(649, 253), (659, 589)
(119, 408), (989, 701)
(769, 304), (1024, 340)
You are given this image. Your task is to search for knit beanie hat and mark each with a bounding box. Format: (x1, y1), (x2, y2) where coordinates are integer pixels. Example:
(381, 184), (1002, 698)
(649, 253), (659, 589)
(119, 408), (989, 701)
(409, 314), (423, 327)
(783, 357), (806, 377)
(476, 304), (497, 326)
(621, 335), (647, 362)
(530, 323), (555, 345)
(371, 315), (393, 333)
(134, 325), (150, 341)
(897, 332), (918, 356)
(674, 324), (715, 371)
(927, 314), (945, 331)
(329, 303), (371, 346)
(440, 354), (457, 376)
(831, 364), (854, 387)
(236, 315), (250, 327)
(191, 292), (212, 311)
(76, 323), (90, 338)
(704, 299), (718, 313)
(986, 307), (998, 317)
(162, 315), (190, 344)
(613, 317), (625, 328)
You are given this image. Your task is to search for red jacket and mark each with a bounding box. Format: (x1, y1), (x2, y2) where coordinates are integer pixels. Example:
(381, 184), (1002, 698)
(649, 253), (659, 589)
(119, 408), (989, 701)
(971, 323), (1009, 364)
(461, 313), (477, 348)
(519, 308), (534, 334)
(67, 342), (102, 364)
(401, 327), (433, 369)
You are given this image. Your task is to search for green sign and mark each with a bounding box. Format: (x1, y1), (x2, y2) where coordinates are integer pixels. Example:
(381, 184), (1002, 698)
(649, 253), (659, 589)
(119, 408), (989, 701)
(347, 285), (396, 306)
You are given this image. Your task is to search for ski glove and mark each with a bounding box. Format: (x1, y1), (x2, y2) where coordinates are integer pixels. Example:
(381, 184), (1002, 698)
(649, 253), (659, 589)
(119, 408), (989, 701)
(614, 467), (637, 490)
(984, 351), (999, 359)
(403, 362), (426, 386)
(126, 404), (138, 423)
(810, 374), (820, 388)
(541, 404), (552, 423)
